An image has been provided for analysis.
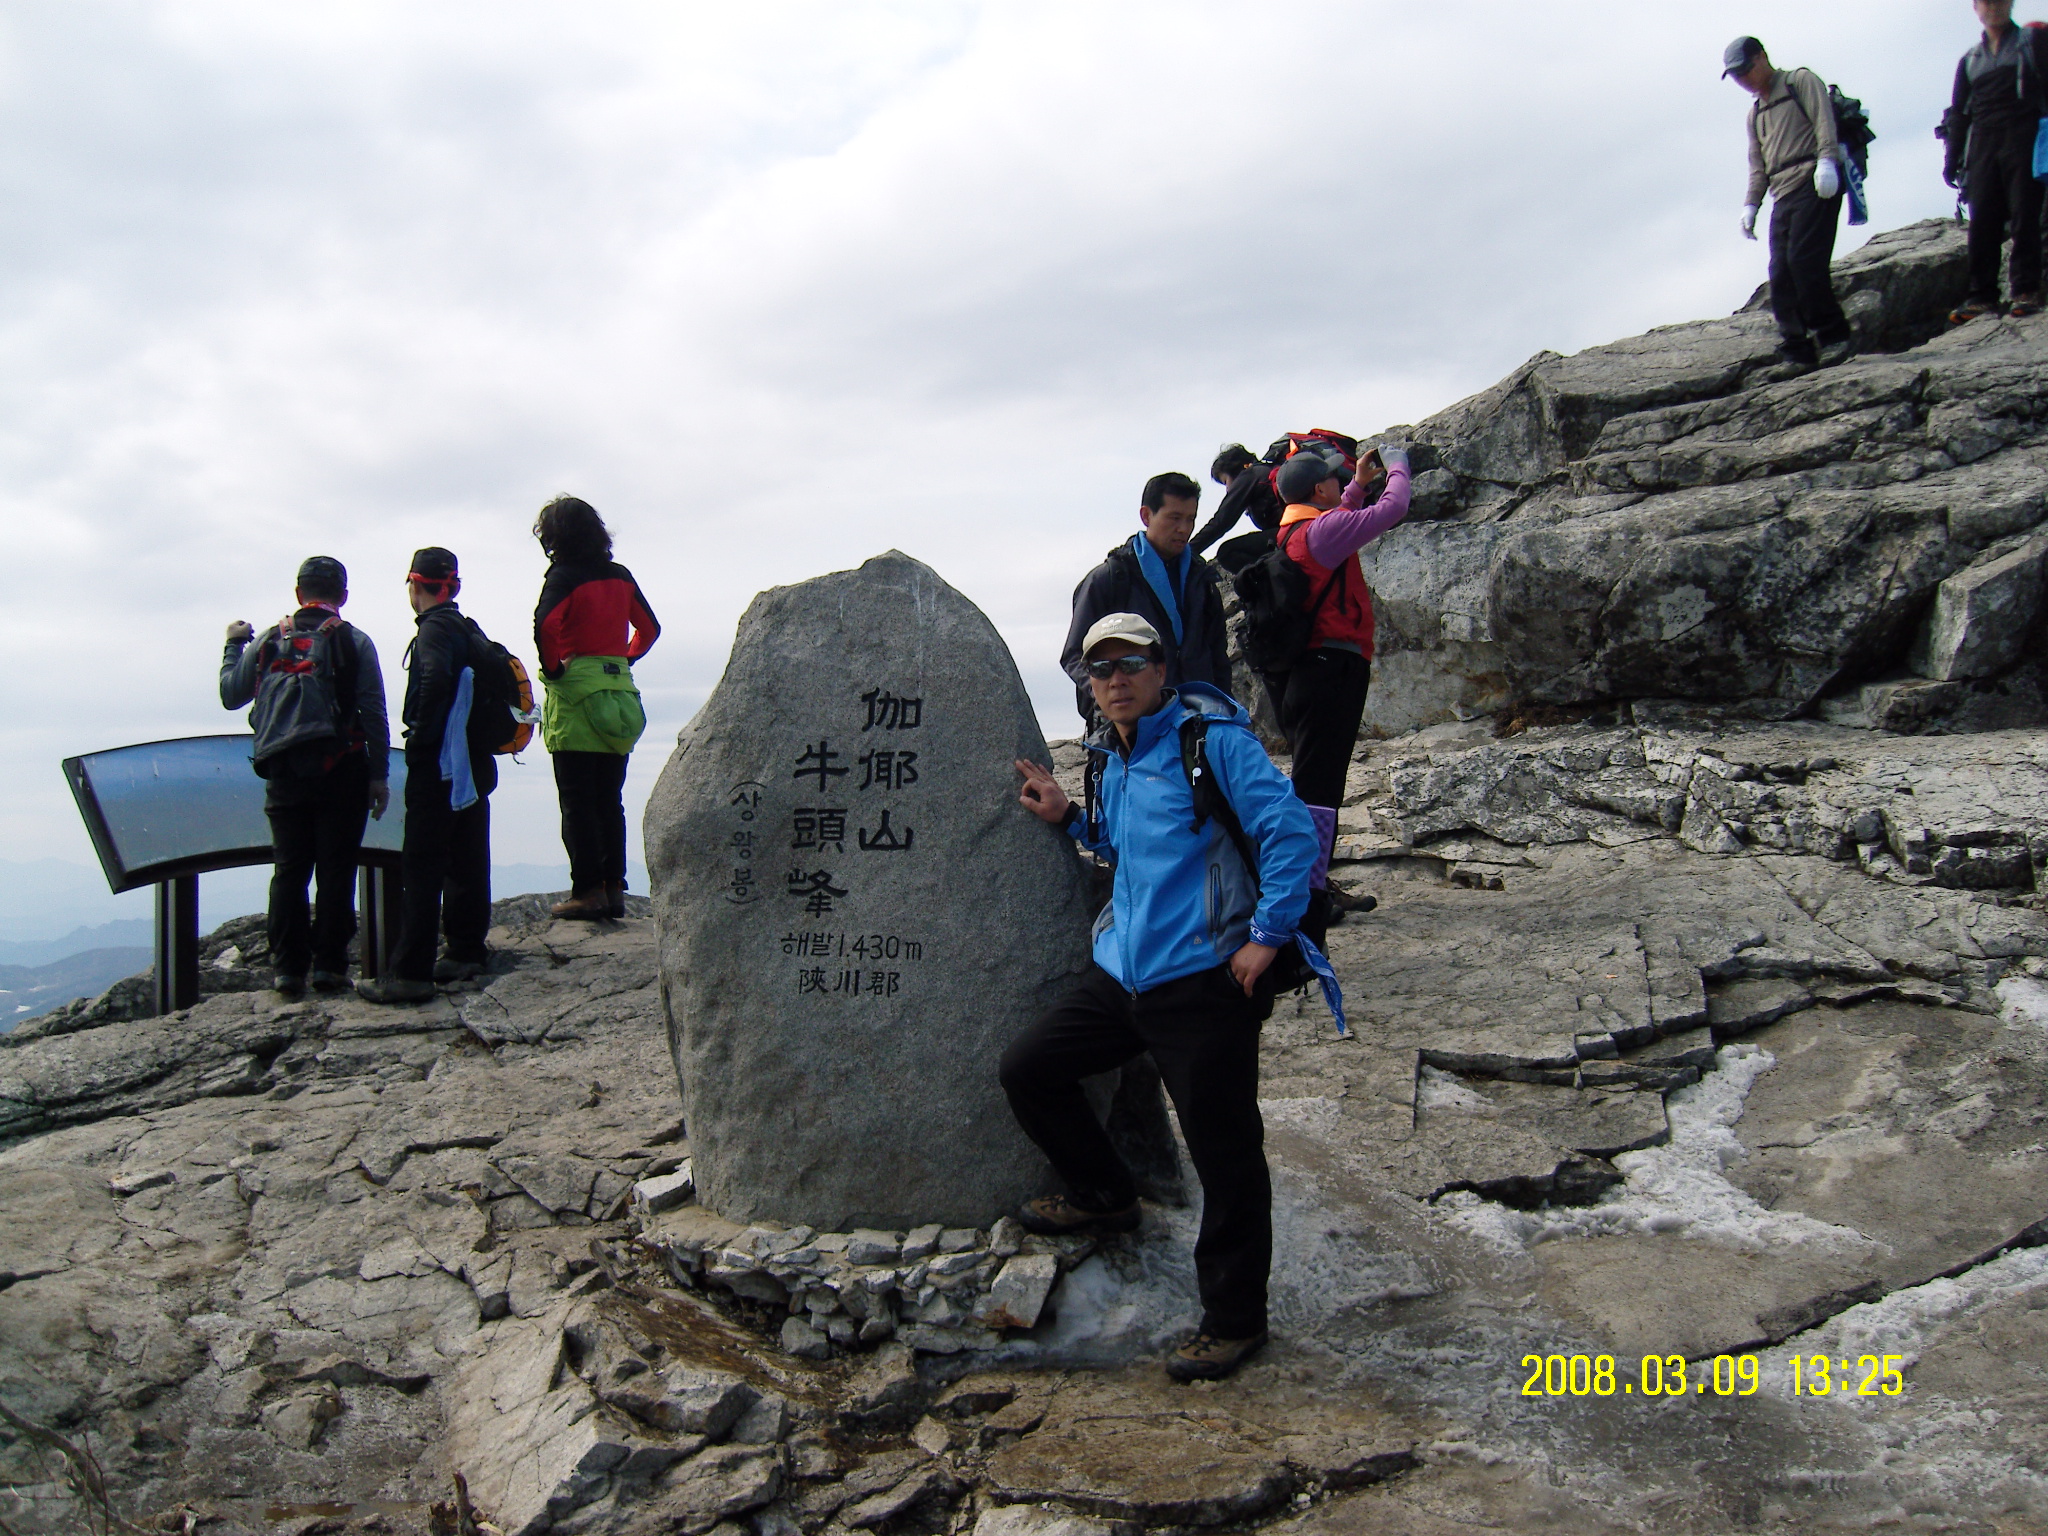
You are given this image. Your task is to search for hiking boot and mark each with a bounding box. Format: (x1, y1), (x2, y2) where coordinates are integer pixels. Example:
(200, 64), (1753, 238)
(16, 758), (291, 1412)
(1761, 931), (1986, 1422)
(551, 889), (609, 921)
(1331, 888), (1377, 915)
(355, 976), (438, 1005)
(2009, 294), (2043, 318)
(1165, 1329), (1270, 1383)
(272, 972), (307, 999)
(433, 957), (485, 983)
(606, 882), (628, 919)
(1950, 298), (1997, 324)
(1817, 338), (1857, 368)
(1016, 1193), (1142, 1238)
(309, 970), (350, 994)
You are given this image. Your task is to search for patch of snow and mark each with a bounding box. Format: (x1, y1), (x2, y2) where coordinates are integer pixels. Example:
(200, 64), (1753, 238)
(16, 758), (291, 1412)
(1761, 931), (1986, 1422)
(1434, 1043), (1876, 1255)
(1415, 1066), (1491, 1112)
(1996, 975), (2048, 1030)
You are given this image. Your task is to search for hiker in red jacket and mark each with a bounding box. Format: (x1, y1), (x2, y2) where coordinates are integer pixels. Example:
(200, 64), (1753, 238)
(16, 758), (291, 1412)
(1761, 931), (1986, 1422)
(532, 496), (660, 920)
(1262, 449), (1411, 864)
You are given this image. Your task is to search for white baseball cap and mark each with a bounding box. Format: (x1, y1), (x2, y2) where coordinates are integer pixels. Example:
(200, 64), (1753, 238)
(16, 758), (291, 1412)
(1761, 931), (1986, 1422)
(1081, 613), (1162, 657)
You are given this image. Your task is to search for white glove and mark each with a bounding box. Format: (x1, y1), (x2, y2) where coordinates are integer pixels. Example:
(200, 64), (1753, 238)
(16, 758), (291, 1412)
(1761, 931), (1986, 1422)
(1741, 205), (1759, 240)
(1814, 156), (1840, 199)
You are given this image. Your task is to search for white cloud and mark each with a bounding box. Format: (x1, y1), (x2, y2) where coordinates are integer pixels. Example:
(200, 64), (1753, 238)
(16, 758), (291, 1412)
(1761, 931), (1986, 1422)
(0, 0), (1976, 885)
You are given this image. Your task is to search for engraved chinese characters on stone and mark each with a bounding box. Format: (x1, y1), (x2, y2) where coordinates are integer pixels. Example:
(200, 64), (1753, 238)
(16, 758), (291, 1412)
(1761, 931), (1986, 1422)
(645, 550), (1094, 1228)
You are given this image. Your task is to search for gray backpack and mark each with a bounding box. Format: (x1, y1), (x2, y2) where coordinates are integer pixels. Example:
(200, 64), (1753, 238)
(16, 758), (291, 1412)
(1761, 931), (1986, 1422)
(249, 615), (350, 778)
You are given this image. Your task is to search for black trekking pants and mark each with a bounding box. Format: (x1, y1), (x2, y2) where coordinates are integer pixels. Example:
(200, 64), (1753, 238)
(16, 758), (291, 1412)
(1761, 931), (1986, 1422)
(553, 750), (631, 892)
(1000, 962), (1274, 1338)
(392, 764), (492, 982)
(264, 757), (370, 978)
(1263, 646), (1371, 819)
(1768, 179), (1850, 353)
(1967, 125), (2045, 304)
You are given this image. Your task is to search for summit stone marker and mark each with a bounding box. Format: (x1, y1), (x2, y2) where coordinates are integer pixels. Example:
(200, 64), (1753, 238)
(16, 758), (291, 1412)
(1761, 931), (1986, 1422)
(644, 552), (1095, 1230)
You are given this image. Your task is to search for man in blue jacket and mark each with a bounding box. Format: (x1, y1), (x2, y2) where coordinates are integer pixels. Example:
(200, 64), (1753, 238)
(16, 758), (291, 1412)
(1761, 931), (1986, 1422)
(1009, 612), (1320, 1381)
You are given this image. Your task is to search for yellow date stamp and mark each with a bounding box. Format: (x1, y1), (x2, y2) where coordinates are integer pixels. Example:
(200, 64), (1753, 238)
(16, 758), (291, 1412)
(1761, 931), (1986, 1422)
(1518, 1352), (1906, 1399)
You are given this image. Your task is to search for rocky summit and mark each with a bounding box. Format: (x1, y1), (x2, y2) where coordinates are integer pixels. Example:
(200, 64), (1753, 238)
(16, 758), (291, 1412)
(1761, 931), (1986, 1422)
(1356, 218), (2048, 737)
(642, 552), (1096, 1232)
(10, 235), (2048, 1535)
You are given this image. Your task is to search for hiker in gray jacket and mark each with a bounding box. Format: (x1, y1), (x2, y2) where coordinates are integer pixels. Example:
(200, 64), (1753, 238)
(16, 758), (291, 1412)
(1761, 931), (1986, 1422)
(220, 555), (390, 998)
(1727, 36), (1854, 373)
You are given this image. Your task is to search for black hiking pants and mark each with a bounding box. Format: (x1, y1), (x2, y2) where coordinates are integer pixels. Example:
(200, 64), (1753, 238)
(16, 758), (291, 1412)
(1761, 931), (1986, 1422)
(1262, 645), (1371, 823)
(1000, 963), (1274, 1339)
(393, 763), (492, 981)
(1768, 179), (1850, 355)
(553, 750), (631, 891)
(264, 755), (370, 978)
(1967, 124), (2044, 304)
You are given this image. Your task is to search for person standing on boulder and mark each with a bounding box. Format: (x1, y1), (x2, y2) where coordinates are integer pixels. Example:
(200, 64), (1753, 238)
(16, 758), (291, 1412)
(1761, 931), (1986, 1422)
(531, 496), (659, 921)
(219, 556), (390, 998)
(1726, 36), (1857, 371)
(1008, 613), (1324, 1382)
(358, 548), (499, 1004)
(1060, 471), (1231, 724)
(1941, 0), (2048, 323)
(1263, 448), (1410, 871)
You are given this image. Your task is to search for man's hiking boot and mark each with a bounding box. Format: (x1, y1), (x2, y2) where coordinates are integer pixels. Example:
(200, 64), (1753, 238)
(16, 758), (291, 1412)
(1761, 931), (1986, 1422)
(272, 972), (306, 999)
(1950, 298), (1997, 324)
(552, 889), (610, 921)
(355, 976), (438, 1005)
(1016, 1193), (1142, 1238)
(606, 882), (628, 919)
(433, 957), (485, 983)
(1165, 1329), (1269, 1382)
(309, 970), (350, 994)
(1753, 344), (1817, 385)
(2010, 294), (2043, 319)
(1817, 338), (1857, 368)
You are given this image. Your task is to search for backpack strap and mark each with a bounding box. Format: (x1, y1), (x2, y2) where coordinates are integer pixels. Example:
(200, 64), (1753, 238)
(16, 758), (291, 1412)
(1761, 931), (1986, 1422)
(1179, 716), (1261, 882)
(1282, 520), (1353, 632)
(1084, 749), (1106, 851)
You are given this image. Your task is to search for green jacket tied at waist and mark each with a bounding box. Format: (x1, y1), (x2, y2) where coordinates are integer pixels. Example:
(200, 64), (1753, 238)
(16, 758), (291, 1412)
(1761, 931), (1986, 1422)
(541, 655), (646, 755)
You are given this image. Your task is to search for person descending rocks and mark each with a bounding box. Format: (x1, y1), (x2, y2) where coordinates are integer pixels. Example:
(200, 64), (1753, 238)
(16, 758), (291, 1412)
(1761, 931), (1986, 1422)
(1260, 447), (1410, 890)
(1060, 471), (1232, 725)
(1942, 0), (2048, 323)
(358, 548), (506, 1004)
(1189, 442), (1285, 564)
(1726, 35), (1857, 373)
(1009, 613), (1325, 1382)
(531, 496), (660, 921)
(219, 555), (390, 998)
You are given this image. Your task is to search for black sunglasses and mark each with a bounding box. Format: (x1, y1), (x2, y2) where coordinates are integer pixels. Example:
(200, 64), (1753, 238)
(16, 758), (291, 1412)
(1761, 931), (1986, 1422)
(1085, 655), (1156, 679)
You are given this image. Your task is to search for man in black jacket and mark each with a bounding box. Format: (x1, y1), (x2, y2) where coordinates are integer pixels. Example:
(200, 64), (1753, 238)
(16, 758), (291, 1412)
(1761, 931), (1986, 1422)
(359, 547), (499, 1004)
(1060, 472), (1232, 724)
(1944, 1), (2047, 322)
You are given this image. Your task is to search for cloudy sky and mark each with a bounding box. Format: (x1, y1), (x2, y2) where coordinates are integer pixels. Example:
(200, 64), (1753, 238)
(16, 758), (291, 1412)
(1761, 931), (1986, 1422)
(0, 0), (1974, 925)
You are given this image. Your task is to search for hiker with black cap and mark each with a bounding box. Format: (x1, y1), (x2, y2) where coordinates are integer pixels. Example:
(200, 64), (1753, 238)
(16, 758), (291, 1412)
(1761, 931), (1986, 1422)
(1941, 0), (2048, 323)
(1060, 471), (1232, 726)
(358, 547), (500, 1004)
(1009, 612), (1329, 1382)
(220, 556), (390, 998)
(1262, 446), (1410, 870)
(1726, 36), (1856, 372)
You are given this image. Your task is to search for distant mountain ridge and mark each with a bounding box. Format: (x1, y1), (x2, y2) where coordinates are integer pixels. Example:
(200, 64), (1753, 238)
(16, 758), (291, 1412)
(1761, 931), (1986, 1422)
(0, 918), (153, 967)
(0, 946), (154, 1030)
